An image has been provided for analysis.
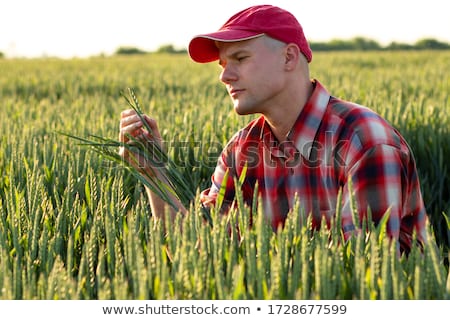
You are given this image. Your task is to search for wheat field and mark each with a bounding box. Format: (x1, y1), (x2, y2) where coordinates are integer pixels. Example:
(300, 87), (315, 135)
(0, 51), (449, 299)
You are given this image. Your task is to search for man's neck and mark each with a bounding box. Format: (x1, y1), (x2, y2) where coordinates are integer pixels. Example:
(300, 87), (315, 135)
(264, 80), (313, 142)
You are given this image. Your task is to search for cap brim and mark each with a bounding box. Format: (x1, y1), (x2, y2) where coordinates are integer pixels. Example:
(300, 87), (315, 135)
(188, 30), (264, 63)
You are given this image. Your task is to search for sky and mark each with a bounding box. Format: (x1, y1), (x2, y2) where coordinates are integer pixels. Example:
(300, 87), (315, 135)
(1, 0), (449, 58)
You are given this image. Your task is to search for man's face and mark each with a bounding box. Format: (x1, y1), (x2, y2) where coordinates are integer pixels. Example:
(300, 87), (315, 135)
(217, 36), (287, 115)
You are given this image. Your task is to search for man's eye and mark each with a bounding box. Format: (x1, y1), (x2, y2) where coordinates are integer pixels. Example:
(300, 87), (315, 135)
(237, 56), (248, 62)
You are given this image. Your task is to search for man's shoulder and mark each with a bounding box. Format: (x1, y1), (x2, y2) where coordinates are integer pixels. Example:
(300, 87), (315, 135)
(327, 97), (405, 149)
(328, 96), (379, 121)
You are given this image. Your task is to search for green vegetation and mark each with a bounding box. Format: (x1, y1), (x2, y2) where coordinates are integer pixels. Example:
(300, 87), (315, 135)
(110, 37), (450, 57)
(115, 46), (148, 55)
(155, 44), (187, 54)
(114, 44), (187, 56)
(0, 52), (449, 299)
(310, 37), (450, 51)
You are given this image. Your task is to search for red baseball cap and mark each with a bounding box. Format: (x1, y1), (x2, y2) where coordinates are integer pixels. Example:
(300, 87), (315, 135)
(188, 5), (312, 63)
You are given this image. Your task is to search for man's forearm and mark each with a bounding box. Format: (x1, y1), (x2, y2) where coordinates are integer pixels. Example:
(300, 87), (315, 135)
(144, 186), (187, 222)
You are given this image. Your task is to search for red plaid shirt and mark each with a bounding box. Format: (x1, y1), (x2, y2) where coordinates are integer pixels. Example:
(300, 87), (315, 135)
(201, 80), (427, 252)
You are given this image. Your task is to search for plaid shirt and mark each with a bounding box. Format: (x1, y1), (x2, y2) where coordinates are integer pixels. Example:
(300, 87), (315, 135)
(201, 80), (427, 252)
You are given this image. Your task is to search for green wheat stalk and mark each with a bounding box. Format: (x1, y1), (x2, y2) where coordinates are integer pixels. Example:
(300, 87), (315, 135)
(60, 88), (212, 226)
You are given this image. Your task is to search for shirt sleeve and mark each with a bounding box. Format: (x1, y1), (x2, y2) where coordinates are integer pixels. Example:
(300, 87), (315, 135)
(340, 144), (427, 252)
(200, 138), (237, 212)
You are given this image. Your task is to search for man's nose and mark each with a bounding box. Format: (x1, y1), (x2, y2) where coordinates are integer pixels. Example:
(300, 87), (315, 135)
(219, 65), (237, 84)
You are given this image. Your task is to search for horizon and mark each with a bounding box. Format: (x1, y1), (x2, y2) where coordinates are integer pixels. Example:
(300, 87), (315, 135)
(2, 35), (447, 60)
(1, 0), (450, 59)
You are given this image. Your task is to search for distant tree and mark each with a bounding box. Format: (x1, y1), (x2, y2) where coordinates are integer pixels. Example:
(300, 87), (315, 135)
(385, 42), (414, 51)
(310, 38), (382, 51)
(0, 52), (4, 58)
(414, 38), (450, 50)
(156, 44), (187, 54)
(310, 39), (353, 51)
(115, 46), (147, 55)
(311, 37), (450, 51)
(309, 41), (332, 51)
(327, 39), (354, 51)
(156, 44), (177, 54)
(350, 37), (381, 50)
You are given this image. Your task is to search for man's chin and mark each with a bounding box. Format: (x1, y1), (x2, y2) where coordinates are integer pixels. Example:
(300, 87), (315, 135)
(234, 104), (254, 116)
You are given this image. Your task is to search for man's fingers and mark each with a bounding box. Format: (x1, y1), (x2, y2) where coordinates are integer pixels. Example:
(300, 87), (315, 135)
(120, 109), (136, 118)
(142, 115), (162, 141)
(119, 114), (144, 142)
(120, 114), (142, 129)
(118, 110), (163, 156)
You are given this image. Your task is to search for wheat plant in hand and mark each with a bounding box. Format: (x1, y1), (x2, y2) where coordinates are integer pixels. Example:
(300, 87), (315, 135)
(62, 88), (212, 225)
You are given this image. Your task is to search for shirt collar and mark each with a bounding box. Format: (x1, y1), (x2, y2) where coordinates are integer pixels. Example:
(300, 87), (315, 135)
(262, 79), (331, 160)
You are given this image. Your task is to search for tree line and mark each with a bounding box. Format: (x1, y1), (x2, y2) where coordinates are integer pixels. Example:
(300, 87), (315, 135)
(309, 37), (450, 51)
(113, 37), (450, 56)
(0, 37), (448, 58)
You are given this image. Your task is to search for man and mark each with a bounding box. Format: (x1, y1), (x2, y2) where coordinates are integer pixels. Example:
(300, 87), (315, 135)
(119, 5), (427, 253)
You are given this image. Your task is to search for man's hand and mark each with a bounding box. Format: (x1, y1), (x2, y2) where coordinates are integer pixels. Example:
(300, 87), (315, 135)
(118, 109), (163, 173)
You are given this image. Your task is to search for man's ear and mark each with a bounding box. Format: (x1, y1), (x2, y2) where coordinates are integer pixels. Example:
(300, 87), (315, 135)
(284, 43), (300, 71)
